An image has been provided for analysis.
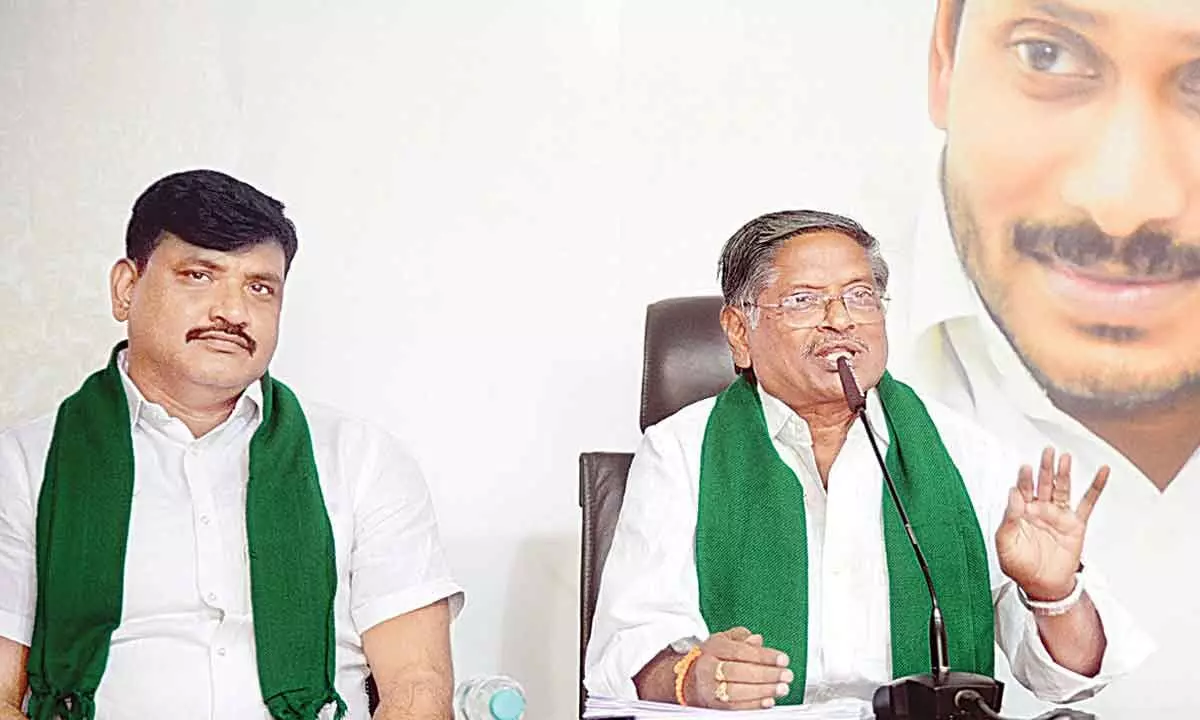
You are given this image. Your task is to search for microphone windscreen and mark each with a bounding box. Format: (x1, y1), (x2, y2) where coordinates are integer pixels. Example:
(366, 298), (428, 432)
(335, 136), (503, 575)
(836, 356), (865, 413)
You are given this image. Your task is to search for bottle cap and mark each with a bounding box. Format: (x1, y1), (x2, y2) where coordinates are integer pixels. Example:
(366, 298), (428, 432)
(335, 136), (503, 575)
(489, 687), (525, 720)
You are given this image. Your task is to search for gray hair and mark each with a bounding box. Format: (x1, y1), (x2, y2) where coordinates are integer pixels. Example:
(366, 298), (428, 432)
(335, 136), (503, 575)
(718, 209), (889, 325)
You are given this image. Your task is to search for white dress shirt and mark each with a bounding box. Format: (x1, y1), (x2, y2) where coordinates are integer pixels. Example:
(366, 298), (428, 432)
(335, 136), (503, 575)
(889, 157), (1191, 716)
(583, 383), (1150, 705)
(0, 353), (464, 720)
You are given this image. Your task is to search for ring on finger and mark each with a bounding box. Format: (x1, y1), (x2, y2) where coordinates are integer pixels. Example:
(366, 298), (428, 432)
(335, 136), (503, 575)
(715, 681), (730, 703)
(714, 660), (727, 683)
(1051, 483), (1069, 509)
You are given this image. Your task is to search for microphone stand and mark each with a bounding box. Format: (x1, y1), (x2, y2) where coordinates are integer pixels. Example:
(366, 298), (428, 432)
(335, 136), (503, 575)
(834, 358), (1004, 720)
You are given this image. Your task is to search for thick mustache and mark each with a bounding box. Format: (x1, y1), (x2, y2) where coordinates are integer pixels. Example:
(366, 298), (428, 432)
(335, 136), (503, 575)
(807, 336), (868, 357)
(1013, 222), (1200, 279)
(186, 324), (257, 355)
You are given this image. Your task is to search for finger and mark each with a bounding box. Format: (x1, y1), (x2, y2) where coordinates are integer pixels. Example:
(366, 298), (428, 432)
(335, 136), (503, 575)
(717, 660), (794, 685)
(706, 635), (789, 667)
(1052, 452), (1072, 503)
(720, 680), (791, 704)
(693, 671), (779, 709)
(1035, 447), (1055, 502)
(1075, 465), (1110, 523)
(745, 633), (764, 647)
(726, 697), (780, 710)
(1056, 452), (1071, 482)
(1016, 465), (1035, 503)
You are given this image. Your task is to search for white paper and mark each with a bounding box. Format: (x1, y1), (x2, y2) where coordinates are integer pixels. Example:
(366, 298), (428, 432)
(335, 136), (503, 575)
(583, 695), (874, 720)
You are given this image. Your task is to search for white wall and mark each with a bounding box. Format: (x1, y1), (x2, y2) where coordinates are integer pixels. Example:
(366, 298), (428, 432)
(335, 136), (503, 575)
(0, 2), (935, 717)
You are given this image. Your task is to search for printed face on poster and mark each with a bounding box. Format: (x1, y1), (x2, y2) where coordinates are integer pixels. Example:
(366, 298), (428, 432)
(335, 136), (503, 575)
(886, 1), (1200, 714)
(920, 0), (1200, 485)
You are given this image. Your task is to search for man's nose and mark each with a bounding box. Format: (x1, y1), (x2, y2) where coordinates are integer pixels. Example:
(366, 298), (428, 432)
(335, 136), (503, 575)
(209, 281), (249, 326)
(1061, 88), (1188, 239)
(819, 296), (856, 331)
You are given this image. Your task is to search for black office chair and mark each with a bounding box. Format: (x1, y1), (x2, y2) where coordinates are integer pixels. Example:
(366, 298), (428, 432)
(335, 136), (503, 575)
(367, 676), (379, 714)
(577, 296), (736, 715)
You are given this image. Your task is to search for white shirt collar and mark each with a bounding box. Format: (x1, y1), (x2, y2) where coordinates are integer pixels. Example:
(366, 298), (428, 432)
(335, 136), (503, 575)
(116, 348), (263, 431)
(757, 380), (889, 449)
(903, 153), (1068, 422)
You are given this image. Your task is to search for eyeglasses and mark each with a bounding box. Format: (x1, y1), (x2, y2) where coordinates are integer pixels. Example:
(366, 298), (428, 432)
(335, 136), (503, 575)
(750, 286), (889, 329)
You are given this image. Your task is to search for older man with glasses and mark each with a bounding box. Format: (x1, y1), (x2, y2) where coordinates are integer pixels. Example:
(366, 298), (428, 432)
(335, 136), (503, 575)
(583, 209), (1150, 711)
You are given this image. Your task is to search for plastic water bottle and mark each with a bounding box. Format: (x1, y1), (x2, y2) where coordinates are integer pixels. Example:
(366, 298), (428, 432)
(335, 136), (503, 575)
(453, 675), (526, 720)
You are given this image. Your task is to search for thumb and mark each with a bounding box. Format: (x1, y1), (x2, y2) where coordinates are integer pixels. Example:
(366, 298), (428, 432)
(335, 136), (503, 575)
(995, 487), (1025, 555)
(724, 627), (752, 642)
(1002, 486), (1024, 526)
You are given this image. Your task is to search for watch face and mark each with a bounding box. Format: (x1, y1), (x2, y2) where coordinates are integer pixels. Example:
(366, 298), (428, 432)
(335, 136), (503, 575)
(670, 637), (699, 654)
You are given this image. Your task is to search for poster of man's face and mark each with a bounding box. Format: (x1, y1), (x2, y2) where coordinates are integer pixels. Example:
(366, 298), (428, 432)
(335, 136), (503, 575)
(931, 0), (1200, 418)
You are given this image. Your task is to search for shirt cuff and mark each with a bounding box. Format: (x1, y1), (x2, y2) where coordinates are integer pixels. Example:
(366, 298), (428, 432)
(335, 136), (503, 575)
(0, 609), (32, 646)
(1004, 571), (1154, 703)
(352, 578), (465, 634)
(583, 616), (708, 700)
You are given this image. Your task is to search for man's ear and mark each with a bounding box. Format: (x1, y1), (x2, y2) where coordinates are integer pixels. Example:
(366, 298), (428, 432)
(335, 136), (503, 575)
(929, 0), (961, 130)
(110, 258), (138, 322)
(719, 305), (752, 371)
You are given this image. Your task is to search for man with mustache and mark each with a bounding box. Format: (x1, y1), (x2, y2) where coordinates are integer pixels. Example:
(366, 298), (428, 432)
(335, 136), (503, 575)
(584, 210), (1148, 710)
(186, 319), (259, 356)
(0, 170), (463, 719)
(888, 0), (1200, 713)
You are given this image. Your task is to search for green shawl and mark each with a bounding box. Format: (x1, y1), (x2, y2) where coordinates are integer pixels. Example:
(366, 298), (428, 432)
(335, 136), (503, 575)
(696, 373), (993, 705)
(28, 343), (346, 720)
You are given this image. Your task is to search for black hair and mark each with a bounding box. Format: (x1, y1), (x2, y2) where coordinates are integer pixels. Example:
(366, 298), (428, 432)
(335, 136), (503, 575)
(125, 169), (299, 272)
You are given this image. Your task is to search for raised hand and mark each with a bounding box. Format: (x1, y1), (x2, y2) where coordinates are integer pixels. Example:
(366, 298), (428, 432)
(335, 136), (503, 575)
(996, 447), (1108, 600)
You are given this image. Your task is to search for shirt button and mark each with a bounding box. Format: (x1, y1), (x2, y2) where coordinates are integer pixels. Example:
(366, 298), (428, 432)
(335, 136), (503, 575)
(216, 647), (227, 657)
(199, 515), (210, 525)
(207, 592), (218, 602)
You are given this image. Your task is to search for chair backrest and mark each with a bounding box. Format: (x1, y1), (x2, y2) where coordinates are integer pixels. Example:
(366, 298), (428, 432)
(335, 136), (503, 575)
(578, 296), (734, 713)
(578, 451), (634, 702)
(640, 296), (736, 430)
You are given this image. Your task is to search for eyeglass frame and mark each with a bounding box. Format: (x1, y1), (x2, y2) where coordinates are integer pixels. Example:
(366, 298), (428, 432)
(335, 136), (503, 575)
(745, 286), (890, 329)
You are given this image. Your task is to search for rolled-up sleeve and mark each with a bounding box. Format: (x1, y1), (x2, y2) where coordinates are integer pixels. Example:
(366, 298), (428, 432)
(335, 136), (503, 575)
(583, 415), (710, 699)
(995, 567), (1154, 703)
(348, 434), (464, 634)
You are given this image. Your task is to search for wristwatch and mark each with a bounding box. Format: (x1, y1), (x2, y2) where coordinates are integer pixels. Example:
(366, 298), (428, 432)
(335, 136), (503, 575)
(670, 636), (701, 654)
(1017, 572), (1085, 617)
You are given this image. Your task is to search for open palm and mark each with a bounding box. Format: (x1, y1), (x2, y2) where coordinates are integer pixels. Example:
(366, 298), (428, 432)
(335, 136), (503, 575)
(996, 447), (1108, 600)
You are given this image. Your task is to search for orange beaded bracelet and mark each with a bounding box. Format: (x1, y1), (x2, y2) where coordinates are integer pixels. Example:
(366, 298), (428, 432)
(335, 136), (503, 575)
(672, 646), (702, 706)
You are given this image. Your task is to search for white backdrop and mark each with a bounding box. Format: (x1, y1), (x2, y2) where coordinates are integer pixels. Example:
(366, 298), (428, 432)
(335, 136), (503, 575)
(0, 2), (937, 717)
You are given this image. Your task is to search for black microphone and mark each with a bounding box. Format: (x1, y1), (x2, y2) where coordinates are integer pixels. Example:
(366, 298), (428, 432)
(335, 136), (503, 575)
(835, 357), (1004, 720)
